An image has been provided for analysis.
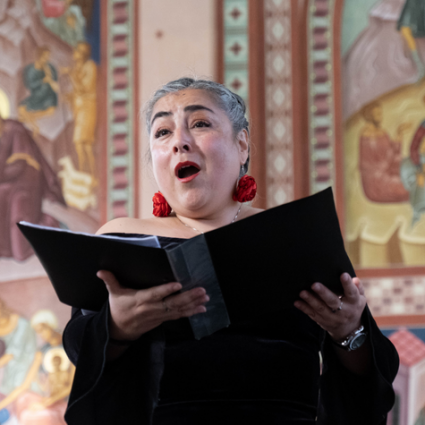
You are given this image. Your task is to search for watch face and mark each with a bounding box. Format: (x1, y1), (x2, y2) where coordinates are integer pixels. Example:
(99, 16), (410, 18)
(349, 333), (367, 350)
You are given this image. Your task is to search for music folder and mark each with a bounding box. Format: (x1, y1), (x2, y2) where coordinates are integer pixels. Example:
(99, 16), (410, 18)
(17, 187), (355, 339)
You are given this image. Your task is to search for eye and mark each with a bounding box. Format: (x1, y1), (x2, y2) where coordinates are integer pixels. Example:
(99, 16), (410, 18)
(193, 120), (210, 128)
(154, 128), (170, 138)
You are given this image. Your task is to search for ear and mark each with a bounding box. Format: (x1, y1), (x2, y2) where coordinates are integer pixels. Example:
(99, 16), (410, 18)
(236, 129), (249, 165)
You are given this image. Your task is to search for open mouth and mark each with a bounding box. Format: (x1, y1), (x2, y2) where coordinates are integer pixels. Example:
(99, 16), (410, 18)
(175, 162), (201, 180)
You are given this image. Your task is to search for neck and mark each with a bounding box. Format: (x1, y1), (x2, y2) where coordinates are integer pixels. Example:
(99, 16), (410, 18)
(175, 202), (242, 234)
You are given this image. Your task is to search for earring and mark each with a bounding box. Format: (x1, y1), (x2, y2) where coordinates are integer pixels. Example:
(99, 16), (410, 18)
(152, 192), (172, 217)
(233, 175), (257, 203)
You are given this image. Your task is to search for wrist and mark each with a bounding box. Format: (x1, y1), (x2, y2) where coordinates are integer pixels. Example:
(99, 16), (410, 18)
(329, 324), (368, 351)
(108, 314), (141, 342)
(328, 318), (363, 342)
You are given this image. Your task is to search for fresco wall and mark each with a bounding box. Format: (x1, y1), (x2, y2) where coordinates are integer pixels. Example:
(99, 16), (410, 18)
(0, 0), (101, 423)
(339, 0), (425, 423)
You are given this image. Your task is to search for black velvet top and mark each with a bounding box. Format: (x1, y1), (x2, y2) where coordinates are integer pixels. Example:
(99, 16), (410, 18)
(63, 235), (399, 425)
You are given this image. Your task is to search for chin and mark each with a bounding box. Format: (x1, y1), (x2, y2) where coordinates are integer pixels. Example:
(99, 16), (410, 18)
(175, 190), (209, 213)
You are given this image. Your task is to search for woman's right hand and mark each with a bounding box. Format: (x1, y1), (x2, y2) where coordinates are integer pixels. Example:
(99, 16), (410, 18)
(97, 270), (209, 341)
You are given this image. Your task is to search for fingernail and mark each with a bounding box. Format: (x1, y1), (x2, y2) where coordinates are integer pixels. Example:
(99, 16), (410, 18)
(294, 301), (301, 308)
(173, 283), (182, 291)
(312, 283), (321, 291)
(342, 273), (350, 282)
(205, 295), (210, 302)
(300, 291), (308, 299)
(96, 272), (102, 279)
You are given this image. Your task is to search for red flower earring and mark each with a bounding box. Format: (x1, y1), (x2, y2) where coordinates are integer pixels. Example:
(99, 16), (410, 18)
(152, 192), (171, 217)
(233, 175), (257, 203)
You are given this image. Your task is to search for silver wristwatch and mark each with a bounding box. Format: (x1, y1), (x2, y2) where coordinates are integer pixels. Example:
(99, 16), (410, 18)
(331, 325), (368, 351)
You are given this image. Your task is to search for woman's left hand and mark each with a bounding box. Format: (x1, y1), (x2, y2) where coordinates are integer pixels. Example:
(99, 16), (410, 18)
(294, 273), (367, 341)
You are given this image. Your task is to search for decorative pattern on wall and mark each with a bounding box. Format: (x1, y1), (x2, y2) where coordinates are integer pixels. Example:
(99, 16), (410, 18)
(264, 0), (294, 208)
(363, 277), (425, 317)
(107, 0), (136, 219)
(223, 0), (249, 105)
(307, 0), (336, 194)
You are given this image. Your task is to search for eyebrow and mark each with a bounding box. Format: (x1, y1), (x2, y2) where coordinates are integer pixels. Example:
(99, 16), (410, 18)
(150, 104), (215, 127)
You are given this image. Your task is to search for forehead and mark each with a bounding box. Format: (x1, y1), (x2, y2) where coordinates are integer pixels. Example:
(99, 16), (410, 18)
(152, 89), (221, 116)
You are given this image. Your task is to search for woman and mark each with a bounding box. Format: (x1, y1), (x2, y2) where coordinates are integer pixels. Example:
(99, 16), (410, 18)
(63, 78), (398, 425)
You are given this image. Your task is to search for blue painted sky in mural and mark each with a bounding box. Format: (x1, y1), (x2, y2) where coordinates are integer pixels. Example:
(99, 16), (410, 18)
(85, 0), (100, 63)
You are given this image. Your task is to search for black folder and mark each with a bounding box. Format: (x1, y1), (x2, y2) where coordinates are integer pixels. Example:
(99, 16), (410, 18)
(17, 187), (354, 339)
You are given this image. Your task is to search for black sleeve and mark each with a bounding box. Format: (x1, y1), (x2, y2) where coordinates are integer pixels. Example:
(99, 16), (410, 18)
(317, 305), (399, 425)
(63, 302), (165, 425)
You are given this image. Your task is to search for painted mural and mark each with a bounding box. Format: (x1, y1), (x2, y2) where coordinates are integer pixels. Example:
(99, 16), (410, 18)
(0, 0), (101, 423)
(382, 326), (425, 425)
(343, 0), (425, 269)
(341, 1), (425, 424)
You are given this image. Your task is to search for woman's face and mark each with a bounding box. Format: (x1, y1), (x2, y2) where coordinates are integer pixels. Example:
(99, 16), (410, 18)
(149, 89), (249, 217)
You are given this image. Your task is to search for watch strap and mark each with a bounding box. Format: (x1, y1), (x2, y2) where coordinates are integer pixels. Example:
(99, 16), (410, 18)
(330, 325), (367, 351)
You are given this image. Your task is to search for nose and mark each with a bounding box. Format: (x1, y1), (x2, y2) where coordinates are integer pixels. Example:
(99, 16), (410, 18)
(172, 126), (193, 154)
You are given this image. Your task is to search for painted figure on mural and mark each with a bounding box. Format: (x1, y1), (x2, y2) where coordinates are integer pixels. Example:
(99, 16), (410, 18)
(0, 298), (38, 422)
(343, 0), (425, 268)
(398, 0), (425, 81)
(343, 0), (424, 120)
(37, 0), (86, 47)
(18, 46), (59, 137)
(12, 310), (73, 425)
(0, 117), (66, 261)
(61, 42), (97, 179)
(0, 309), (73, 425)
(399, 96), (425, 224)
(359, 102), (410, 202)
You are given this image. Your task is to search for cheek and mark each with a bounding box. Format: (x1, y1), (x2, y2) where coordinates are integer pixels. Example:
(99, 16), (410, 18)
(151, 147), (171, 181)
(207, 140), (239, 172)
(205, 143), (240, 189)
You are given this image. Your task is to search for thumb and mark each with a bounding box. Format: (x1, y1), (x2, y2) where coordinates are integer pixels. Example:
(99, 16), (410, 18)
(353, 277), (365, 296)
(97, 270), (123, 296)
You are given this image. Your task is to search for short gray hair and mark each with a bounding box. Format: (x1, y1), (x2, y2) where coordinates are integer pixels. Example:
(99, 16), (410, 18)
(145, 77), (250, 174)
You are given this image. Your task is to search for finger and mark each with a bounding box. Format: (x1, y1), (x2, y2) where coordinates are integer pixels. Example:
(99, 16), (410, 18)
(97, 270), (126, 296)
(340, 273), (359, 300)
(310, 282), (342, 311)
(165, 287), (207, 310)
(167, 302), (207, 320)
(295, 298), (345, 334)
(353, 277), (365, 296)
(299, 290), (331, 318)
(167, 293), (209, 313)
(178, 304), (207, 317)
(145, 282), (183, 302)
(294, 299), (320, 320)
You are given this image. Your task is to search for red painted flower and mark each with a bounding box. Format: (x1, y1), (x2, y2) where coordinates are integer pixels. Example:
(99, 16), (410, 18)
(152, 192), (171, 217)
(233, 175), (257, 203)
